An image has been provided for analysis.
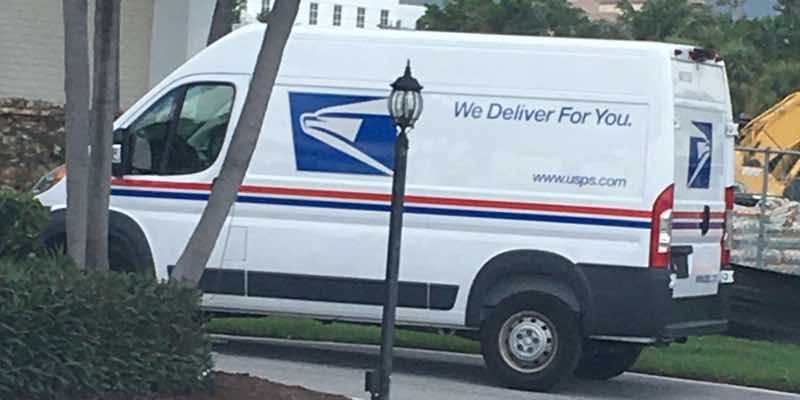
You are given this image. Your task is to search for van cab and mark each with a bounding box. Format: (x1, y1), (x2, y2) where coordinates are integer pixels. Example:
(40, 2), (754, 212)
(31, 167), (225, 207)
(37, 25), (736, 391)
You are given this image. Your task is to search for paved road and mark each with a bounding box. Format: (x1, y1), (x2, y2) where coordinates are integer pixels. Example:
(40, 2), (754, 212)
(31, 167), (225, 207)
(213, 336), (800, 400)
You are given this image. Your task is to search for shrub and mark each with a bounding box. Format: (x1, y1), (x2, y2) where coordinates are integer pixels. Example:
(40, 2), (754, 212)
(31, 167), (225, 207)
(0, 257), (213, 399)
(0, 190), (49, 259)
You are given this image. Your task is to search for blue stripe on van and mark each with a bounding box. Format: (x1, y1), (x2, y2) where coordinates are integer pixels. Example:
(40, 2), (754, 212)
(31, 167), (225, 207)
(111, 188), (652, 229)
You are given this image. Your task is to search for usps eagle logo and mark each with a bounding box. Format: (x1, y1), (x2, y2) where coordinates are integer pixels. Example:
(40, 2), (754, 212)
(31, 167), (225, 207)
(688, 121), (713, 189)
(289, 92), (397, 176)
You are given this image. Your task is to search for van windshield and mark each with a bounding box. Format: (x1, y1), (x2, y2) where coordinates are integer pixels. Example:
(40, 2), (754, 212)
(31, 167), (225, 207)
(127, 83), (234, 175)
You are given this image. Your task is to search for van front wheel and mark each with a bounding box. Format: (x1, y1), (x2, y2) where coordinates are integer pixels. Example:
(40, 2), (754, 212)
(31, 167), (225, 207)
(480, 295), (580, 392)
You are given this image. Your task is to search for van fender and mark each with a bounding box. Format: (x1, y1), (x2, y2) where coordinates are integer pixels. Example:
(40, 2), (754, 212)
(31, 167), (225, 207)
(465, 250), (594, 330)
(43, 208), (154, 275)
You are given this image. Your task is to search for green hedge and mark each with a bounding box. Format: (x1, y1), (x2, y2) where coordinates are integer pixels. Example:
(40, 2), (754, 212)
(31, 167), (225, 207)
(0, 190), (49, 259)
(0, 257), (213, 399)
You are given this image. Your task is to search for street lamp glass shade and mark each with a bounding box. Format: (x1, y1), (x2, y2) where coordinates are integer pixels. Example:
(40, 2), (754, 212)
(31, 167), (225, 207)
(388, 62), (423, 129)
(389, 89), (423, 128)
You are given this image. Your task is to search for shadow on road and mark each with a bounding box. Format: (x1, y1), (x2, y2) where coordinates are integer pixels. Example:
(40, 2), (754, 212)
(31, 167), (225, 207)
(214, 340), (492, 386)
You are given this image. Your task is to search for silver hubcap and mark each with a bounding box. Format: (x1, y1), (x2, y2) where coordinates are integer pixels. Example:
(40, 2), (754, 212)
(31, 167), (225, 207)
(498, 311), (557, 373)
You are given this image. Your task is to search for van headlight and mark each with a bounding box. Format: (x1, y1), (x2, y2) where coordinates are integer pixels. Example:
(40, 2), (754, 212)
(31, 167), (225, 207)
(31, 164), (66, 195)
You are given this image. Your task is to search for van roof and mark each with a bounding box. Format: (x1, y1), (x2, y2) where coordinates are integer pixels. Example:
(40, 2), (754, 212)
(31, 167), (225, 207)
(256, 24), (679, 53)
(179, 24), (687, 78)
(150, 24), (713, 106)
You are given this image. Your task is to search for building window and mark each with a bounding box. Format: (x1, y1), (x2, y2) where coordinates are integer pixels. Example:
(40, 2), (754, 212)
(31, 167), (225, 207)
(309, 3), (318, 25)
(380, 9), (389, 27)
(357, 7), (365, 28)
(261, 0), (270, 14)
(333, 4), (342, 26)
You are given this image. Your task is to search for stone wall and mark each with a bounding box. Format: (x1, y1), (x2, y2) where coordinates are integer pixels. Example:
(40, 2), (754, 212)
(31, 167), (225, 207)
(732, 198), (800, 276)
(0, 98), (65, 192)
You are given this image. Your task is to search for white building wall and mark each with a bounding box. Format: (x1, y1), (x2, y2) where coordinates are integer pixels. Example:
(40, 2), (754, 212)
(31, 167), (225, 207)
(149, 0), (215, 87)
(259, 0), (425, 30)
(0, 0), (69, 105)
(1, 0), (423, 108)
(396, 5), (426, 29)
(186, 0), (217, 66)
(0, 0), (154, 107)
(150, 0), (190, 90)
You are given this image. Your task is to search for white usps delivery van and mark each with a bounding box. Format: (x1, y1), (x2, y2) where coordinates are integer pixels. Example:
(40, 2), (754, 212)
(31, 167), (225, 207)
(36, 25), (736, 391)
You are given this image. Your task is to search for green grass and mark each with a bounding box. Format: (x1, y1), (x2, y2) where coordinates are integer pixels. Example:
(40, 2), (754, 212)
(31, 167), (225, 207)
(208, 316), (800, 393)
(636, 335), (800, 393)
(208, 316), (480, 354)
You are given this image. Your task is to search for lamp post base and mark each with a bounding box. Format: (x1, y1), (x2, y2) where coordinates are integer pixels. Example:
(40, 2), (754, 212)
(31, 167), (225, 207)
(364, 370), (385, 400)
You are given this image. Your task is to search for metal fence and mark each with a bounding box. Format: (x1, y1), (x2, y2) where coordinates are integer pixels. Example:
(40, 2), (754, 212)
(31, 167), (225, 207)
(728, 147), (800, 343)
(732, 146), (800, 275)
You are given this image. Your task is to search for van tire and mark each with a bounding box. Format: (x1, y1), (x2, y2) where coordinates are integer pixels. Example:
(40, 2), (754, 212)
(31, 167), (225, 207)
(108, 228), (153, 277)
(573, 342), (641, 380)
(43, 210), (154, 276)
(480, 294), (581, 392)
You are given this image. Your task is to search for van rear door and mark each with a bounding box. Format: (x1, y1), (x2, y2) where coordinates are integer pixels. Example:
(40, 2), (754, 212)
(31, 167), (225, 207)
(671, 57), (733, 298)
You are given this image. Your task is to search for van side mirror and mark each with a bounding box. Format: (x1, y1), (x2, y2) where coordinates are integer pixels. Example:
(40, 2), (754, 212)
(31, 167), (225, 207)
(112, 128), (134, 177)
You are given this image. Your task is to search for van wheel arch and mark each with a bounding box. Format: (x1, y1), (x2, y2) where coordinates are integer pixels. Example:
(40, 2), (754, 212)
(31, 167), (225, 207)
(466, 250), (593, 331)
(43, 208), (154, 276)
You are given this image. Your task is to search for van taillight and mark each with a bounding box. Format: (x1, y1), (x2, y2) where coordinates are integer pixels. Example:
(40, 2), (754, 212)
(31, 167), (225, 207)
(650, 185), (675, 269)
(721, 186), (735, 266)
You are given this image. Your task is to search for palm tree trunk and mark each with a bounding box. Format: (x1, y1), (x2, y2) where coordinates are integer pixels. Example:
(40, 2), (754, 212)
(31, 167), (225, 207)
(111, 2), (121, 115)
(85, 0), (120, 271)
(208, 0), (236, 46)
(171, 0), (300, 285)
(62, 0), (91, 268)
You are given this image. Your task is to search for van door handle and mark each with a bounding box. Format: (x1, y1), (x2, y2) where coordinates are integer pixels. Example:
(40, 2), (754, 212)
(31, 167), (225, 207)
(700, 205), (711, 236)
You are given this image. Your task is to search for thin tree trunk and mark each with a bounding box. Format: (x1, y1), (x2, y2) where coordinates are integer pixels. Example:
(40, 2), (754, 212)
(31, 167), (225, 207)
(85, 0), (120, 271)
(62, 0), (91, 268)
(172, 0), (300, 285)
(112, 2), (121, 115)
(208, 0), (236, 46)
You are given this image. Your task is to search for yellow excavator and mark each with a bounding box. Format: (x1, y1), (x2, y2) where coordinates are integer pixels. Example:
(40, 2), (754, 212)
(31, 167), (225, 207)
(736, 92), (800, 202)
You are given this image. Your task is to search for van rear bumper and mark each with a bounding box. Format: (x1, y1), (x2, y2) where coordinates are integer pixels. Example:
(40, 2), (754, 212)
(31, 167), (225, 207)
(578, 264), (731, 343)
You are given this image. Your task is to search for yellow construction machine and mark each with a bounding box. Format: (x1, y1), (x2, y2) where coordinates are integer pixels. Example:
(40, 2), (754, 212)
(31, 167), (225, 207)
(736, 92), (800, 202)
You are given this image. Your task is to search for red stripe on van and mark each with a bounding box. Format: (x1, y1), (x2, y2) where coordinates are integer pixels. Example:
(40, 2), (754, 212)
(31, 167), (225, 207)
(111, 178), (651, 218)
(403, 195), (651, 218)
(111, 179), (211, 191)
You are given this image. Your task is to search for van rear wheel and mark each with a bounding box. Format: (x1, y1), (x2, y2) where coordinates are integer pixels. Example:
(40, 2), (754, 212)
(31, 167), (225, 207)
(480, 295), (580, 392)
(574, 342), (641, 380)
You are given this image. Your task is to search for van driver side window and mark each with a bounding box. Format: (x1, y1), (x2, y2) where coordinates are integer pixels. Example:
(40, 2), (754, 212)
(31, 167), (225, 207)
(127, 83), (235, 175)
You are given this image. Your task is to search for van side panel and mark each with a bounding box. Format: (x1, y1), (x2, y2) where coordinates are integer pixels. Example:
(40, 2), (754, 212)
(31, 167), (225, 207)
(216, 35), (673, 327)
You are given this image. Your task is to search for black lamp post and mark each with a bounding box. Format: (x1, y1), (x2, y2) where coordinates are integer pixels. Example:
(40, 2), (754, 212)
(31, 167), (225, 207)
(365, 61), (423, 400)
